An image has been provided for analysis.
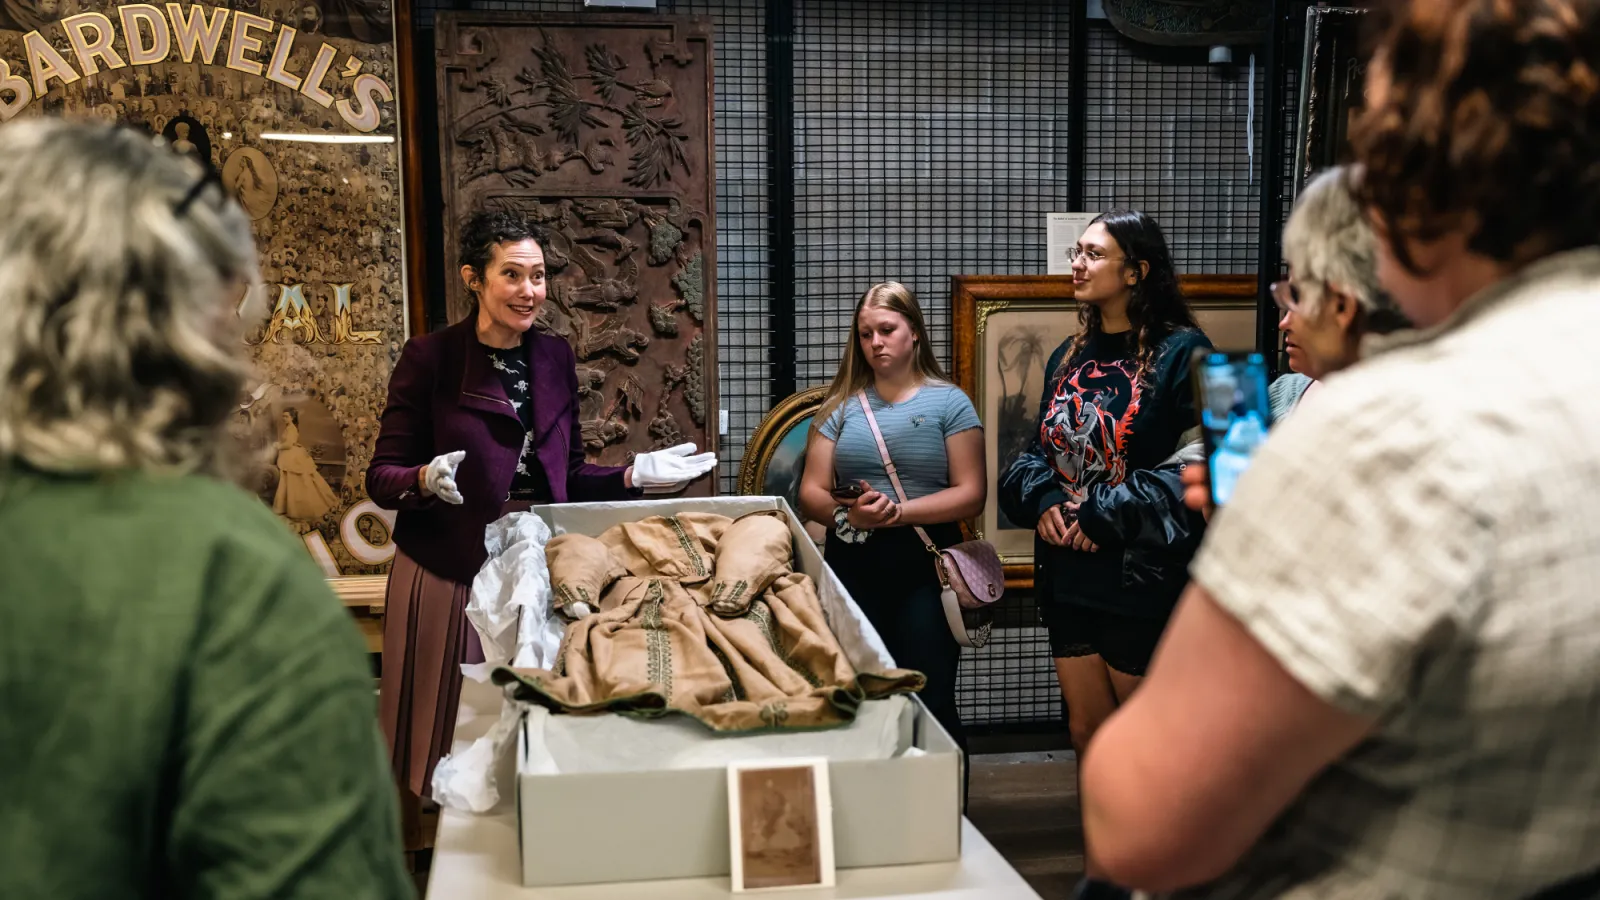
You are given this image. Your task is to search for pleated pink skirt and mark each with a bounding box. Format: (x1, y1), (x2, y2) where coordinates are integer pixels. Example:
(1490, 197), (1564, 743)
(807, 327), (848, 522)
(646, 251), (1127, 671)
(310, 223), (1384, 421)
(378, 547), (485, 798)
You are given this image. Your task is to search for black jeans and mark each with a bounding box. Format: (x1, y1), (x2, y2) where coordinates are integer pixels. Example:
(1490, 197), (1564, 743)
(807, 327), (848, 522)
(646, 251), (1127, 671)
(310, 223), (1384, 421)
(824, 522), (966, 754)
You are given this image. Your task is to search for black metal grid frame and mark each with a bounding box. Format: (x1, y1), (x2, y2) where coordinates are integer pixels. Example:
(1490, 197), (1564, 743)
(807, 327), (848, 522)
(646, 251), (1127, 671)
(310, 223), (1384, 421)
(1084, 21), (1265, 275)
(405, 0), (1292, 733)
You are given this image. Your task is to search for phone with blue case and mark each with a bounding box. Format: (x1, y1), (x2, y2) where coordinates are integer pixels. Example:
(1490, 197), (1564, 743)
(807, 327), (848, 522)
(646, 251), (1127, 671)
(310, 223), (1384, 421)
(1192, 350), (1273, 507)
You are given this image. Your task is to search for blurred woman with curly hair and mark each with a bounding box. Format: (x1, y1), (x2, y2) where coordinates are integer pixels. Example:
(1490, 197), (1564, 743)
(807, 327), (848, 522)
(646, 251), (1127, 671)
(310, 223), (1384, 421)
(1083, 2), (1600, 897)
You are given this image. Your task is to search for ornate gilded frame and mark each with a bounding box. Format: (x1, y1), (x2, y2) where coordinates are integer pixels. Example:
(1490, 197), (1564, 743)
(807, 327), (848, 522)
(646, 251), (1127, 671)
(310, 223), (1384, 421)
(1293, 6), (1369, 193)
(952, 274), (1259, 590)
(738, 386), (830, 501)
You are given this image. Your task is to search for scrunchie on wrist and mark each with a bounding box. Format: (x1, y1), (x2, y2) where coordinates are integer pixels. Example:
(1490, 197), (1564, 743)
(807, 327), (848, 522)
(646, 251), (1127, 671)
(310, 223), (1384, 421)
(833, 505), (869, 543)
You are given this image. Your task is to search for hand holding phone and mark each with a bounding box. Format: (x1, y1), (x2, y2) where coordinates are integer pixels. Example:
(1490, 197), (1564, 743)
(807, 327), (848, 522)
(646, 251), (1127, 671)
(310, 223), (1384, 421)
(829, 480), (867, 503)
(1180, 462), (1214, 521)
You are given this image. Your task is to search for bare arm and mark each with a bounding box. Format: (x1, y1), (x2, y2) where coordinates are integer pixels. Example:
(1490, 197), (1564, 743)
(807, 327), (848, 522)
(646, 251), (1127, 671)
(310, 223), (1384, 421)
(895, 427), (985, 525)
(798, 430), (844, 524)
(1081, 582), (1374, 891)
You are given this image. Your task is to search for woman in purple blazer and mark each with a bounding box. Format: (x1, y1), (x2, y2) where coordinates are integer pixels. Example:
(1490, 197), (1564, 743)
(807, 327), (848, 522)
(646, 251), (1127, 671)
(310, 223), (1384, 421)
(368, 211), (716, 847)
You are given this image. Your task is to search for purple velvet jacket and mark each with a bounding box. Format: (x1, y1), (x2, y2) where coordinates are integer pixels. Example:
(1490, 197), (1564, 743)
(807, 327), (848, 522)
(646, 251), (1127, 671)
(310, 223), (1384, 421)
(367, 318), (633, 584)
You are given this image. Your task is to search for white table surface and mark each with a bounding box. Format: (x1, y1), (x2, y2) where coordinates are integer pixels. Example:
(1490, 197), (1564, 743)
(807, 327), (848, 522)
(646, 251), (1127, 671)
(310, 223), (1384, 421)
(425, 681), (1043, 900)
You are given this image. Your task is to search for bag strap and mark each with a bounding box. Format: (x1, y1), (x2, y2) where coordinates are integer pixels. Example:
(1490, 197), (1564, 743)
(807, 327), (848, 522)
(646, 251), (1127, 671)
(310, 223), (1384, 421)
(855, 393), (978, 648)
(855, 392), (936, 552)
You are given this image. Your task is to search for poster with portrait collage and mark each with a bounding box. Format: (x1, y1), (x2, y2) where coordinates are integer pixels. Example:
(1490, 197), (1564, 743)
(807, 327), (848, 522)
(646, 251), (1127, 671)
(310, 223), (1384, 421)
(0, 0), (407, 576)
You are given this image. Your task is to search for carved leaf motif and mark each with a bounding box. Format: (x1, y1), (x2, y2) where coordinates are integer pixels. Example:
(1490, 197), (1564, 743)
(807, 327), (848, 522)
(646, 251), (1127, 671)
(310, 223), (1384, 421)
(582, 418), (628, 452)
(584, 44), (627, 104)
(484, 77), (511, 107)
(621, 101), (690, 189)
(441, 19), (714, 487)
(533, 32), (603, 145)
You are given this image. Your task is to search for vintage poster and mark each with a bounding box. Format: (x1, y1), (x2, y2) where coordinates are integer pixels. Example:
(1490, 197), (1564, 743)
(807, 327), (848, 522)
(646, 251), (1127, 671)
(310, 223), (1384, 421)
(0, 0), (408, 576)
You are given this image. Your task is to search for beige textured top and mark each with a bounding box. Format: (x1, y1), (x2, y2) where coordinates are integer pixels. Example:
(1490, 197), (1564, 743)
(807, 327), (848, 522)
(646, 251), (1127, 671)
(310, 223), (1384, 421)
(1179, 248), (1600, 899)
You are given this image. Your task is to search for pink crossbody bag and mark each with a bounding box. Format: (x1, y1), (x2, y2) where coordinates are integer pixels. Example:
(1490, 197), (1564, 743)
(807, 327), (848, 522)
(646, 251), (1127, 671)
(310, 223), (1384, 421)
(856, 392), (1002, 649)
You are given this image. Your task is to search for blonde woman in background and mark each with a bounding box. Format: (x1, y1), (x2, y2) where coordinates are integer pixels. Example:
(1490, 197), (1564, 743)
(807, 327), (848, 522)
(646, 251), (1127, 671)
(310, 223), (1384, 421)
(0, 119), (409, 899)
(798, 281), (986, 754)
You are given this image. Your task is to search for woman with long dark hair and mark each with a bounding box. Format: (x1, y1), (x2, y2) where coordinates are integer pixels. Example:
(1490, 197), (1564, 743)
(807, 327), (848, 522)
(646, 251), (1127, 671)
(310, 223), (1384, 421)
(1000, 209), (1210, 765)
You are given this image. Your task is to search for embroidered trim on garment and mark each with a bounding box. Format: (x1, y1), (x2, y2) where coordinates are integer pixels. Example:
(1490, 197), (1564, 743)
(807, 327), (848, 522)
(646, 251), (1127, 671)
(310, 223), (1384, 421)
(666, 516), (709, 577)
(552, 629), (572, 678)
(748, 599), (779, 653)
(749, 599), (823, 689)
(759, 701), (790, 728)
(554, 583), (591, 610)
(709, 579), (749, 614)
(707, 640), (743, 702)
(641, 580), (673, 700)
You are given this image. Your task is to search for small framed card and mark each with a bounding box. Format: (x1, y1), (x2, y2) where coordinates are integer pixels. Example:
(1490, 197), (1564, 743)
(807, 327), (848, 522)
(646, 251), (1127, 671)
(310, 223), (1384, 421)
(727, 757), (835, 892)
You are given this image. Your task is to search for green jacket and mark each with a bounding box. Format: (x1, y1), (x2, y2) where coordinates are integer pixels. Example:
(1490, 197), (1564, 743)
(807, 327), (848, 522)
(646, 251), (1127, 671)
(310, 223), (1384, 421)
(0, 466), (411, 899)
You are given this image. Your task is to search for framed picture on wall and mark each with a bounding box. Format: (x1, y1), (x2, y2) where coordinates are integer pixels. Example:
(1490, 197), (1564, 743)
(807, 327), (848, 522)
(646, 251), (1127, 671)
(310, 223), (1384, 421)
(951, 275), (1259, 590)
(737, 386), (829, 543)
(1294, 6), (1370, 193)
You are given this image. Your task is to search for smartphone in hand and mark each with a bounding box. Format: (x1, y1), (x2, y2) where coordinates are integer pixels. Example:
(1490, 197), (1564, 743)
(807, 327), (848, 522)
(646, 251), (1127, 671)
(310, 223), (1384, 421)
(829, 481), (866, 502)
(1193, 349), (1272, 507)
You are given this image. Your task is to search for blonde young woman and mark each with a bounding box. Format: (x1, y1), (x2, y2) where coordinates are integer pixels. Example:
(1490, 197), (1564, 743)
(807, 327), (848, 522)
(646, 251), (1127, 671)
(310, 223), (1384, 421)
(798, 282), (986, 751)
(0, 120), (408, 897)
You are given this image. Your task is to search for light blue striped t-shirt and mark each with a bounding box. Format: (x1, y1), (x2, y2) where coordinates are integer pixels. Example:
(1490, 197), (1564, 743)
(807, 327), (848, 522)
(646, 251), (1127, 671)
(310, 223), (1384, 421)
(819, 382), (983, 501)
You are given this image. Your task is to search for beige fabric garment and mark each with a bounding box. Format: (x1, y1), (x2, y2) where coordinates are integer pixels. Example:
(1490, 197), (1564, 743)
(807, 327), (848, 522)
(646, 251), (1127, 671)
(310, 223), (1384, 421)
(493, 511), (925, 732)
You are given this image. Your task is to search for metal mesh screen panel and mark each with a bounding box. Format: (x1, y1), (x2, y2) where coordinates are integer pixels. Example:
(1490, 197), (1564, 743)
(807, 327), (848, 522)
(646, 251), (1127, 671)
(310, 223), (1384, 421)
(1279, 6), (1308, 256)
(411, 0), (768, 494)
(1084, 21), (1264, 274)
(792, 0), (1075, 727)
(792, 1), (1075, 386)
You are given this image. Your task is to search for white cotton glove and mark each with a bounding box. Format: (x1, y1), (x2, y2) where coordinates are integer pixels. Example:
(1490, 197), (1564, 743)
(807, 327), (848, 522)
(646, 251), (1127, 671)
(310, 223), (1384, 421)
(631, 443), (718, 495)
(423, 450), (466, 505)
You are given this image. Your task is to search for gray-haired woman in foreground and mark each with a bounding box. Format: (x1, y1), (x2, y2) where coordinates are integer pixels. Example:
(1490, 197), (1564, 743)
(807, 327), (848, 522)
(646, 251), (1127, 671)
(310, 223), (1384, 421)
(0, 120), (410, 898)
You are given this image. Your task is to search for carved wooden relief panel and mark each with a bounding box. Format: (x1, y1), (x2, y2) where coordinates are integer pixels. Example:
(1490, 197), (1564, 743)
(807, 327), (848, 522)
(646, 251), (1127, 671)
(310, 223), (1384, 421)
(435, 13), (717, 492)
